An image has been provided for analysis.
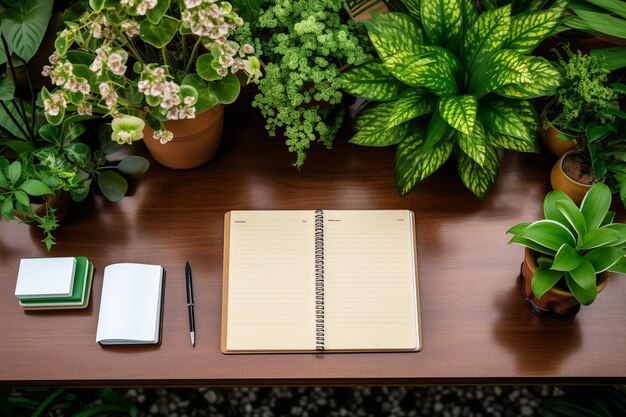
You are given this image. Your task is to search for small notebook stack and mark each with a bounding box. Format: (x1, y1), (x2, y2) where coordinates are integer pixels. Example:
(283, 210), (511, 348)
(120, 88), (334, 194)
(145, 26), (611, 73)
(15, 257), (94, 310)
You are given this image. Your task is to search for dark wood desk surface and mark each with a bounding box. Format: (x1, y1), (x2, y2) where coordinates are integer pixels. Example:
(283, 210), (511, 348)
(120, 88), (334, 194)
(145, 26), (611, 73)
(1, 106), (625, 387)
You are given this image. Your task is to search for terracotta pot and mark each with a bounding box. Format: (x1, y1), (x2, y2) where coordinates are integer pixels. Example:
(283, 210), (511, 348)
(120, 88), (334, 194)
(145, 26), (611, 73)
(143, 105), (224, 169)
(520, 248), (609, 316)
(550, 150), (593, 205)
(13, 190), (71, 223)
(539, 107), (577, 157)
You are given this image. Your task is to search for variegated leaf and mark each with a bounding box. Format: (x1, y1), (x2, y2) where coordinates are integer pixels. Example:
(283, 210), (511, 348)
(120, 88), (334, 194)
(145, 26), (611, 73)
(388, 89), (437, 128)
(352, 101), (411, 146)
(338, 60), (406, 101)
(456, 143), (499, 199)
(421, 108), (456, 155)
(505, 6), (566, 54)
(400, 0), (421, 20)
(396, 130), (454, 195)
(366, 12), (425, 62)
(480, 0), (498, 9)
(438, 95), (477, 135)
(495, 56), (561, 99)
(478, 98), (538, 143)
(460, 0), (479, 28)
(457, 120), (487, 166)
(486, 129), (539, 153)
(420, 0), (464, 52)
(469, 49), (532, 98)
(461, 4), (512, 72)
(383, 45), (461, 96)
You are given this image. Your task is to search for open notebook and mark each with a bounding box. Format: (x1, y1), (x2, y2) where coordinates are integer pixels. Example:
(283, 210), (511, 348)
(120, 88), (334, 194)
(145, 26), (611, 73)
(222, 210), (421, 353)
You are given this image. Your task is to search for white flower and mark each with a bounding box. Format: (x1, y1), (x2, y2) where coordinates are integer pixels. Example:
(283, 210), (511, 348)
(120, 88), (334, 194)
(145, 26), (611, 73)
(91, 21), (103, 39)
(153, 129), (173, 144)
(77, 103), (93, 116)
(111, 115), (145, 144)
(184, 0), (202, 7)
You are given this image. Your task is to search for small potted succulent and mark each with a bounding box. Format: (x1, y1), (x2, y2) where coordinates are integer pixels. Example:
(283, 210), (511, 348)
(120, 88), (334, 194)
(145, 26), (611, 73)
(42, 0), (262, 169)
(507, 183), (626, 316)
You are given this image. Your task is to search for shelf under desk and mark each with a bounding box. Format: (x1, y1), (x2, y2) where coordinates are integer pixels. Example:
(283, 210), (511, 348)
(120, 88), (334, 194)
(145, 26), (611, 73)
(1, 112), (625, 387)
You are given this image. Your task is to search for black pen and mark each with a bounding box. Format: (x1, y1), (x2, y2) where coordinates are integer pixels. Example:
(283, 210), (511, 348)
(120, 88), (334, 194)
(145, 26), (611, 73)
(185, 261), (196, 347)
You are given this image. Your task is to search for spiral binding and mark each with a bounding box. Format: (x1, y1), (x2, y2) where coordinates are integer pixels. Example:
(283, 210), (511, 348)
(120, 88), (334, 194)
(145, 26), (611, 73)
(314, 209), (325, 351)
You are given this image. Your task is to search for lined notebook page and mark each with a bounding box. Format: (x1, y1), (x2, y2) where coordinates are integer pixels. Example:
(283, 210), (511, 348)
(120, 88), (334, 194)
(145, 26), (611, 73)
(323, 210), (419, 350)
(226, 211), (316, 351)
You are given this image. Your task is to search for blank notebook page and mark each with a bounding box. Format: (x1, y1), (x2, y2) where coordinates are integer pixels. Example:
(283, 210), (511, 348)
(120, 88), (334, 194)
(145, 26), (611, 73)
(226, 211), (316, 351)
(323, 210), (419, 350)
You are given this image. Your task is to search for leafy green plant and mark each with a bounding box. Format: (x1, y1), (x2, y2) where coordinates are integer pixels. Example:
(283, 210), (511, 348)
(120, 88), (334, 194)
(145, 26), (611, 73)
(42, 0), (261, 145)
(339, 0), (564, 197)
(249, 0), (371, 166)
(547, 45), (623, 138)
(507, 183), (626, 305)
(584, 98), (626, 208)
(540, 386), (626, 417)
(0, 387), (137, 417)
(0, 0), (55, 65)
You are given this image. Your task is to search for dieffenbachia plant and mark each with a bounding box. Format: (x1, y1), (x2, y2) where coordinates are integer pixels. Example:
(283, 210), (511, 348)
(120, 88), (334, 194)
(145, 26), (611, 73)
(339, 0), (565, 197)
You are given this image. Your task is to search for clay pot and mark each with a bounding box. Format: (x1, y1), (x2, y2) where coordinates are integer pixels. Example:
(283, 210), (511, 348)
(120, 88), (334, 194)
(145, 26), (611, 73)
(550, 150), (593, 205)
(143, 105), (224, 169)
(14, 190), (71, 223)
(520, 248), (609, 316)
(539, 106), (577, 157)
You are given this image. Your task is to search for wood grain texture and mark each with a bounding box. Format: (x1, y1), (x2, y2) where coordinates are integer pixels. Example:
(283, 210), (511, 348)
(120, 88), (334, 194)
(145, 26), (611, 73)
(0, 103), (624, 387)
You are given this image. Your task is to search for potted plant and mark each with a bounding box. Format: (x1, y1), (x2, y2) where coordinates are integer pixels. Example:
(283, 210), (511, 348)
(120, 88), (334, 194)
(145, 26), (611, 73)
(507, 183), (626, 316)
(245, 0), (371, 167)
(338, 1), (564, 198)
(540, 46), (623, 157)
(42, 0), (262, 169)
(544, 47), (624, 202)
(1, 33), (149, 249)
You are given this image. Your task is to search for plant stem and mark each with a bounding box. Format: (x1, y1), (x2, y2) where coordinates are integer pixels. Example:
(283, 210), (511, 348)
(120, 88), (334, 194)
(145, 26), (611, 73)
(161, 46), (169, 70)
(182, 34), (188, 71)
(0, 100), (32, 141)
(15, 56), (37, 139)
(0, 34), (32, 139)
(185, 38), (202, 74)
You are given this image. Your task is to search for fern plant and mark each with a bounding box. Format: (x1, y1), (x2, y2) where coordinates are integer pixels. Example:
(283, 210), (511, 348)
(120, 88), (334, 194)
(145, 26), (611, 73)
(339, 0), (565, 197)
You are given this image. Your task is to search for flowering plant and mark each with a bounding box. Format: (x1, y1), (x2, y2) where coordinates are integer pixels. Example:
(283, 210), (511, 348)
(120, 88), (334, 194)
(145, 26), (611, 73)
(42, 0), (262, 144)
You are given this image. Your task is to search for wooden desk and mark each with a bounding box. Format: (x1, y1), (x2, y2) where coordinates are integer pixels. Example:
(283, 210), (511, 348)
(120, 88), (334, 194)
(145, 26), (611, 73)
(1, 107), (625, 387)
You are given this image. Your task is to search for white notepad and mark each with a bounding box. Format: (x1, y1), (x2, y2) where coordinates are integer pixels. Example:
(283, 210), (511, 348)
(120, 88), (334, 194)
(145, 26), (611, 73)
(15, 257), (76, 298)
(222, 210), (421, 353)
(96, 263), (164, 345)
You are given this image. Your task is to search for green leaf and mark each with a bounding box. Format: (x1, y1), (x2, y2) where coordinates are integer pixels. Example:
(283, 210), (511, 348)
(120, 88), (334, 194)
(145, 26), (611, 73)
(14, 189), (29, 207)
(367, 12), (426, 62)
(0, 0), (53, 62)
(139, 16), (178, 48)
(387, 89), (436, 128)
(531, 265), (564, 299)
(420, 0), (464, 51)
(456, 143), (498, 198)
(457, 121), (486, 166)
(469, 50), (532, 98)
(580, 228), (620, 250)
(7, 161), (21, 184)
(145, 0), (170, 23)
(584, 247), (625, 273)
(591, 47), (626, 71)
(196, 53), (222, 81)
(97, 170), (128, 202)
(601, 224), (626, 246)
(610, 256), (626, 273)
(580, 183), (612, 230)
(507, 222), (531, 235)
(421, 109), (455, 155)
(182, 74), (218, 114)
(89, 0), (107, 11)
(63, 123), (87, 144)
(504, 7), (564, 54)
(208, 73), (240, 104)
(566, 260), (598, 305)
(552, 244), (583, 271)
(2, 140), (35, 154)
(517, 219), (577, 251)
(71, 404), (135, 417)
(0, 76), (15, 101)
(118, 156), (150, 177)
(543, 190), (576, 232)
(486, 130), (538, 153)
(571, 9), (626, 38)
(461, 4), (512, 72)
(555, 200), (587, 238)
(495, 56), (561, 99)
(583, 0), (626, 17)
(438, 95), (477, 135)
(395, 130), (454, 195)
(383, 44), (461, 96)
(400, 0), (421, 20)
(19, 179), (52, 196)
(70, 179), (91, 202)
(31, 388), (66, 417)
(64, 143), (91, 169)
(338, 60), (407, 101)
(352, 102), (411, 146)
(508, 235), (557, 256)
(479, 98), (537, 144)
(0, 99), (27, 139)
(1, 197), (14, 219)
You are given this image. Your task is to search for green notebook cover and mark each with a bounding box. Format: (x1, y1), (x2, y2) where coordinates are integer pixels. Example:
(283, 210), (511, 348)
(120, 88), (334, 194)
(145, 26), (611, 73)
(19, 257), (91, 305)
